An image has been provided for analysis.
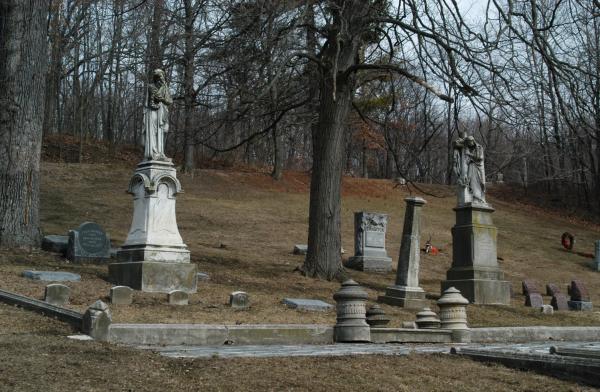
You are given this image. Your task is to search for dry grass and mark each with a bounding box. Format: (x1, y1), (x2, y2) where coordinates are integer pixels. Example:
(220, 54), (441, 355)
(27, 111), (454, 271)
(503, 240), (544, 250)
(0, 303), (594, 392)
(0, 162), (599, 328)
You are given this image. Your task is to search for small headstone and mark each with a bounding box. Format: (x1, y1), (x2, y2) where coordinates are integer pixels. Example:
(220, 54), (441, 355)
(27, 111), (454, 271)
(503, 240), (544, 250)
(546, 283), (561, 297)
(44, 284), (70, 306)
(568, 300), (593, 311)
(41, 235), (68, 255)
(551, 293), (569, 311)
(67, 222), (111, 264)
(525, 293), (543, 308)
(82, 300), (112, 341)
(522, 280), (540, 296)
(110, 286), (133, 305)
(229, 291), (249, 309)
(168, 290), (189, 305)
(540, 305), (554, 315)
(23, 270), (81, 282)
(293, 244), (308, 255)
(345, 211), (392, 272)
(282, 298), (334, 312)
(569, 280), (590, 302)
(197, 272), (210, 281)
(593, 240), (600, 271)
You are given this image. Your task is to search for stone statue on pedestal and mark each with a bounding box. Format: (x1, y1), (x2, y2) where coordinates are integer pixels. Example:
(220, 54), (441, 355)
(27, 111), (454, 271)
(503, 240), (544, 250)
(143, 69), (172, 162)
(453, 132), (486, 205)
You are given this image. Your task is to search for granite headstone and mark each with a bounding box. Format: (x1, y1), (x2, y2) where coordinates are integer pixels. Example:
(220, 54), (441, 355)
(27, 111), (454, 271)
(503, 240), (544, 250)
(44, 284), (70, 306)
(67, 222), (111, 264)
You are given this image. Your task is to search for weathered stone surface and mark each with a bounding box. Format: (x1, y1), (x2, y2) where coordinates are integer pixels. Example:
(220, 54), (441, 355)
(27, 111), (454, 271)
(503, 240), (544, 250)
(401, 321), (417, 329)
(525, 293), (543, 308)
(230, 291), (249, 309)
(470, 326), (600, 343)
(522, 280), (540, 296)
(110, 286), (133, 305)
(108, 261), (197, 293)
(67, 222), (111, 264)
(546, 283), (561, 297)
(333, 280), (370, 342)
(370, 328), (452, 343)
(44, 284), (70, 306)
(365, 305), (390, 327)
(568, 300), (593, 311)
(41, 235), (68, 255)
(415, 307), (441, 329)
(345, 212), (392, 272)
(282, 298), (333, 312)
(437, 287), (469, 330)
(551, 293), (569, 311)
(441, 204), (510, 305)
(23, 270), (81, 282)
(593, 240), (600, 271)
(293, 244), (307, 255)
(82, 300), (112, 341)
(540, 305), (554, 314)
(380, 197), (428, 309)
(168, 290), (189, 305)
(569, 280), (590, 301)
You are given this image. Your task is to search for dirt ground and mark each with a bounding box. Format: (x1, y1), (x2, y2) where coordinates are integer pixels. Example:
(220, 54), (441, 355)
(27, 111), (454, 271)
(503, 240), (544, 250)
(0, 303), (594, 392)
(0, 162), (598, 327)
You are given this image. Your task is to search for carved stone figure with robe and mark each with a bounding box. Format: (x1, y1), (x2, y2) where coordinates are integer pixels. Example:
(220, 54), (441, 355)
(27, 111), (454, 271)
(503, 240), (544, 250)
(453, 132), (487, 205)
(143, 69), (173, 161)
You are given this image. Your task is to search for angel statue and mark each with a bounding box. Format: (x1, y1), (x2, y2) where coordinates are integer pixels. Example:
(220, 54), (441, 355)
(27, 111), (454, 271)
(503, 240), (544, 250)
(143, 69), (173, 161)
(453, 132), (487, 205)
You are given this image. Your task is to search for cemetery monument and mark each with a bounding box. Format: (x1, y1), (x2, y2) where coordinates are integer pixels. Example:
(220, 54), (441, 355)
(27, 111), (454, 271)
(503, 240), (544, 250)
(109, 69), (197, 293)
(441, 132), (511, 305)
(345, 211), (392, 272)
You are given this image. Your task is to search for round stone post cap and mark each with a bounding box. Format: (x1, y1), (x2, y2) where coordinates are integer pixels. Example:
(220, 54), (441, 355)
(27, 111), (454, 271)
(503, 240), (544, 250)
(437, 287), (469, 306)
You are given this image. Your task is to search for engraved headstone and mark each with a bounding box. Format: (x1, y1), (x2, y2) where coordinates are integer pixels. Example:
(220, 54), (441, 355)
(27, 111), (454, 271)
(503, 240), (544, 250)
(551, 293), (569, 311)
(546, 283), (561, 297)
(44, 284), (70, 306)
(67, 222), (110, 264)
(525, 293), (543, 308)
(522, 280), (540, 296)
(229, 291), (249, 309)
(570, 280), (590, 301)
(345, 212), (392, 272)
(168, 290), (189, 305)
(110, 286), (133, 305)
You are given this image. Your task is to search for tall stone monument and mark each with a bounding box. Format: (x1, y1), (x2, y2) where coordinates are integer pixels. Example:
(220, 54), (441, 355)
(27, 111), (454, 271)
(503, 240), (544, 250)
(441, 133), (510, 305)
(379, 197), (428, 309)
(345, 212), (392, 272)
(109, 69), (197, 293)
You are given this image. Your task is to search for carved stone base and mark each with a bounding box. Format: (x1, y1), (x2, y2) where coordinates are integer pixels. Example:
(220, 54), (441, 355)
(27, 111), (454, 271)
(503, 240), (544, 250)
(345, 256), (392, 273)
(117, 244), (190, 263)
(378, 286), (428, 309)
(441, 278), (510, 305)
(108, 261), (197, 293)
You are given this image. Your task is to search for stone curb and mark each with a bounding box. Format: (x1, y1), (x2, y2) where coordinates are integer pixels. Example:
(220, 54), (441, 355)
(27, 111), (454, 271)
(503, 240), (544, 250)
(470, 326), (600, 343)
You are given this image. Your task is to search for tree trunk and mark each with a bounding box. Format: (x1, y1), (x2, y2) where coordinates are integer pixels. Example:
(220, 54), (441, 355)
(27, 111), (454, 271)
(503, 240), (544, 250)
(0, 0), (48, 247)
(303, 1), (362, 280)
(182, 0), (195, 173)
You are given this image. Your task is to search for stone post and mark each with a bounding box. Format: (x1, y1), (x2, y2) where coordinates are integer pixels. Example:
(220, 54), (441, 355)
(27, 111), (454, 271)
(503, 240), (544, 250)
(344, 212), (392, 272)
(437, 287), (470, 343)
(333, 280), (370, 342)
(82, 300), (112, 341)
(378, 197), (428, 309)
(441, 203), (511, 305)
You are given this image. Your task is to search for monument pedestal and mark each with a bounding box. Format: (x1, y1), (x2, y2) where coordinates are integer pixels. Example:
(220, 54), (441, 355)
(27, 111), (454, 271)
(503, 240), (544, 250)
(379, 286), (428, 309)
(441, 203), (510, 305)
(379, 197), (428, 309)
(345, 255), (392, 273)
(109, 160), (197, 293)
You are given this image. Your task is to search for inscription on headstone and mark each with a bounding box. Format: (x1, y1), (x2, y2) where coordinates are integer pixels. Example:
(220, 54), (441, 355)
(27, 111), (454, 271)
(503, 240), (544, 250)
(67, 222), (111, 264)
(365, 232), (385, 248)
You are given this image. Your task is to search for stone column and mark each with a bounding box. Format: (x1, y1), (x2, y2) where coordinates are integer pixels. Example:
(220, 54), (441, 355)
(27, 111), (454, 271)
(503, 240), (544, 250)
(109, 160), (197, 293)
(344, 212), (392, 272)
(333, 280), (371, 342)
(441, 203), (510, 305)
(378, 197), (428, 309)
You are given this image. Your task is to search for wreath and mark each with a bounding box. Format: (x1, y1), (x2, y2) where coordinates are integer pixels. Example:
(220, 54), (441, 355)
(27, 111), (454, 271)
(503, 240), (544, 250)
(561, 232), (575, 250)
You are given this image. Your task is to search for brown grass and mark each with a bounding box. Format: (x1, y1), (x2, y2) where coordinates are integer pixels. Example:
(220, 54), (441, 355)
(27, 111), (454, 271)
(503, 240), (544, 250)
(0, 162), (599, 328)
(0, 303), (593, 392)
